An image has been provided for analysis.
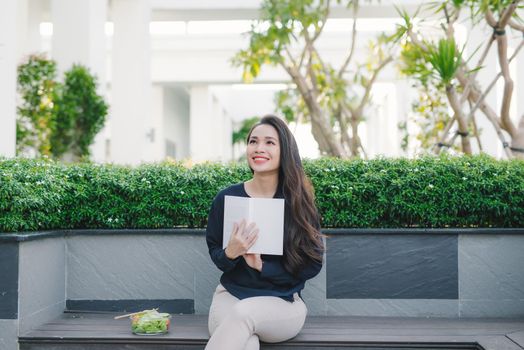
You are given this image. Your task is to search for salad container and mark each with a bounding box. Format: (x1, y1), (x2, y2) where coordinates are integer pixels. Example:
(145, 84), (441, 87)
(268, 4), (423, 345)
(130, 309), (171, 335)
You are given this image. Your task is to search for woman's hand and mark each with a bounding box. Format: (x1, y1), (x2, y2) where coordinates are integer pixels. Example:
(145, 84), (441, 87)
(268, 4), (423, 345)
(243, 254), (263, 272)
(224, 219), (259, 260)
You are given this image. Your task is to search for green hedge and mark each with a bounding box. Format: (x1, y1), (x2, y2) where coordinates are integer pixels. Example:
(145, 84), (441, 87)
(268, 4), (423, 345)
(1, 155), (523, 232)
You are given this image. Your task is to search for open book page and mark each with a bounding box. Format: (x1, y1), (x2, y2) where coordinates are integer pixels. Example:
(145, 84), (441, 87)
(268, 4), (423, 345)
(249, 197), (284, 255)
(223, 196), (250, 250)
(223, 195), (285, 255)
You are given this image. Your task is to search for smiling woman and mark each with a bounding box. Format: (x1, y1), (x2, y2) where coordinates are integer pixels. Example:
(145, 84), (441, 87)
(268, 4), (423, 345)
(205, 114), (324, 350)
(246, 124), (280, 177)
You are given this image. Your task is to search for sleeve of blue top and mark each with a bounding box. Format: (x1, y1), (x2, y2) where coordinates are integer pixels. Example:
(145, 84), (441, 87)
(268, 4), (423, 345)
(260, 255), (322, 286)
(206, 195), (240, 272)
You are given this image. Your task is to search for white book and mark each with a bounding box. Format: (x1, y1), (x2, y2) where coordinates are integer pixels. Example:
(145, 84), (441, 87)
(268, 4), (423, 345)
(223, 195), (285, 255)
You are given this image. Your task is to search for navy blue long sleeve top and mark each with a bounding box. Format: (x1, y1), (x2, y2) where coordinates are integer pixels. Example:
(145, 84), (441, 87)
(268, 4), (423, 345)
(206, 183), (323, 302)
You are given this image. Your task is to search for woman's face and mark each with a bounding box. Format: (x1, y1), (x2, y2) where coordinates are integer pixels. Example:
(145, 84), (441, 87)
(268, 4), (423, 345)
(246, 124), (281, 175)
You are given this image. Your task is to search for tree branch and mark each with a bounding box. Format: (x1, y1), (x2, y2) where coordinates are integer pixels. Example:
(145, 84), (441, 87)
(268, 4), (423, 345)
(461, 38), (524, 136)
(407, 28), (429, 52)
(485, 9), (497, 27)
(446, 85), (472, 154)
(468, 100), (483, 152)
(338, 7), (358, 78)
(311, 0), (330, 42)
(355, 55), (393, 116)
(499, 1), (521, 28)
(508, 19), (524, 32)
(456, 68), (514, 158)
(495, 27), (515, 136)
(432, 117), (456, 154)
(284, 47), (299, 69)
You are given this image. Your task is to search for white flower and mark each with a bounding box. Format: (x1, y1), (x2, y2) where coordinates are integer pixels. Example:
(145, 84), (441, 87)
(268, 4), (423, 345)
(462, 177), (467, 181)
(428, 184), (434, 189)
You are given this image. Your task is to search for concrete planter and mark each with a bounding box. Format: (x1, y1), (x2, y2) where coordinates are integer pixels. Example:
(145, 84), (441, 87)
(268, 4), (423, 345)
(1, 228), (524, 350)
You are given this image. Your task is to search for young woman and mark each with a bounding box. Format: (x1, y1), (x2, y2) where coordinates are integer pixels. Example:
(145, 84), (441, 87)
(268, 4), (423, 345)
(205, 115), (324, 350)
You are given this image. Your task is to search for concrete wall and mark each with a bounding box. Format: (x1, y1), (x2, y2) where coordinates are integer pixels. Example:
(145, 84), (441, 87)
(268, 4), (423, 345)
(459, 235), (524, 317)
(18, 238), (66, 334)
(0, 237), (66, 350)
(1, 230), (523, 350)
(0, 320), (18, 350)
(63, 232), (524, 318)
(66, 234), (217, 314)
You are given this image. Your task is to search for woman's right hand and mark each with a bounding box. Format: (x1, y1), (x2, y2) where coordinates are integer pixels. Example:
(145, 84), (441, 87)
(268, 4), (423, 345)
(224, 219), (259, 260)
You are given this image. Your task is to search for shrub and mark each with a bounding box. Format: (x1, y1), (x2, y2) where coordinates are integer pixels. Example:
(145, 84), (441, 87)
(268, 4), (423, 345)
(0, 155), (523, 233)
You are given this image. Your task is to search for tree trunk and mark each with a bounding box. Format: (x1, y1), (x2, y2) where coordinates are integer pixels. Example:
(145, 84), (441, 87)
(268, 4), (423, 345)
(446, 85), (472, 154)
(456, 69), (513, 158)
(350, 115), (361, 157)
(287, 66), (348, 158)
(512, 115), (524, 159)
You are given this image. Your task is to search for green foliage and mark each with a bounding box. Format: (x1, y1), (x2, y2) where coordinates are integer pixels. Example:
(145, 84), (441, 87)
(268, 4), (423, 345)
(16, 56), (108, 162)
(1, 156), (523, 233)
(233, 117), (261, 145)
(459, 0), (523, 20)
(399, 41), (434, 86)
(427, 38), (462, 85)
(51, 64), (108, 160)
(232, 0), (396, 157)
(396, 11), (464, 153)
(232, 0), (329, 82)
(399, 83), (454, 152)
(16, 54), (59, 157)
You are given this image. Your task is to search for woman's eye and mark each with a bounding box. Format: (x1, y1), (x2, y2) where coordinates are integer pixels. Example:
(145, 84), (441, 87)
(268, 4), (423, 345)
(249, 140), (256, 144)
(267, 141), (275, 145)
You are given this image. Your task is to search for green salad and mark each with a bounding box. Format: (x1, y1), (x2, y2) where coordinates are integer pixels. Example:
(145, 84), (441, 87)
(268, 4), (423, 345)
(130, 309), (171, 334)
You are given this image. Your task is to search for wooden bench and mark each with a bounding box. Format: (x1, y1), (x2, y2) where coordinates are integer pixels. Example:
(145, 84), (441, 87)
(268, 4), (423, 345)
(19, 312), (524, 350)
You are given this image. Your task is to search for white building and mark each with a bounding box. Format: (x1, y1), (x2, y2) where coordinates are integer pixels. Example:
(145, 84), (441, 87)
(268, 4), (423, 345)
(1, 0), (523, 164)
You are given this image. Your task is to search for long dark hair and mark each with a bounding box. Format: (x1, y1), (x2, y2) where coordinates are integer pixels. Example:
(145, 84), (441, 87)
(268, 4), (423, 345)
(246, 115), (324, 275)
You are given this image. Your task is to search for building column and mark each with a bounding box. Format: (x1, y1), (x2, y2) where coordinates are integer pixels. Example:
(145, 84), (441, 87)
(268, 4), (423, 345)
(150, 85), (166, 162)
(51, 0), (107, 79)
(190, 85), (232, 163)
(0, 0), (18, 158)
(17, 0), (44, 59)
(52, 0), (108, 162)
(110, 0), (152, 165)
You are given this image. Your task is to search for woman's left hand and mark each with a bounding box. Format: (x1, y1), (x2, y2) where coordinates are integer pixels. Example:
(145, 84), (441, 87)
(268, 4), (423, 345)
(243, 254), (263, 272)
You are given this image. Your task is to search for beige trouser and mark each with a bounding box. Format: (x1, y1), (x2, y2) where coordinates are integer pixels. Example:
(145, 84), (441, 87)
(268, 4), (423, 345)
(205, 284), (307, 350)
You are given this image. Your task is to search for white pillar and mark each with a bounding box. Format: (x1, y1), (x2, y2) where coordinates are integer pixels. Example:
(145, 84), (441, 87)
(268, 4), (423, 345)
(190, 85), (233, 163)
(52, 0), (108, 162)
(151, 85), (166, 161)
(110, 0), (152, 165)
(0, 0), (18, 158)
(17, 0), (44, 59)
(190, 85), (213, 162)
(26, 0), (44, 55)
(51, 0), (107, 79)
